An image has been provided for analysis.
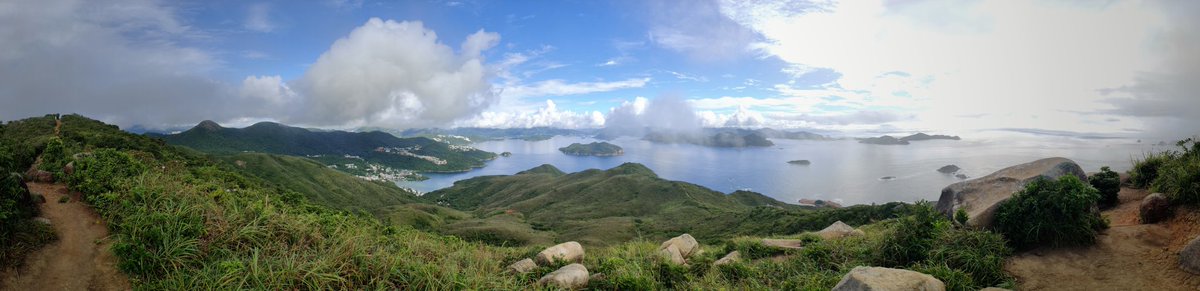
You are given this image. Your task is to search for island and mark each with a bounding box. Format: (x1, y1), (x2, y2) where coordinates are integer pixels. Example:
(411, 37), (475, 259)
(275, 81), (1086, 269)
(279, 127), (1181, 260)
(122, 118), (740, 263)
(859, 133), (961, 145)
(788, 160), (812, 165)
(643, 131), (774, 148)
(900, 132), (961, 141)
(858, 135), (909, 145)
(937, 165), (961, 173)
(558, 142), (624, 156)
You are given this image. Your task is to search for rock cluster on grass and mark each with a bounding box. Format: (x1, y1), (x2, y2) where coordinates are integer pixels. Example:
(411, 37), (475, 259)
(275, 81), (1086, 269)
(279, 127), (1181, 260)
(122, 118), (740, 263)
(1139, 193), (1171, 224)
(1180, 235), (1200, 274)
(832, 266), (945, 291)
(713, 251), (741, 266)
(537, 263), (590, 289)
(506, 258), (536, 274)
(535, 241), (585, 265)
(816, 221), (865, 240)
(658, 234), (700, 265)
(935, 157), (1086, 228)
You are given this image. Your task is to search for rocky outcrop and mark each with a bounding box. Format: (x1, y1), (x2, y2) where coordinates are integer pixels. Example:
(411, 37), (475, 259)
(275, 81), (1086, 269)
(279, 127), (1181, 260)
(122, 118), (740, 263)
(536, 241), (585, 265)
(537, 263), (589, 289)
(832, 266), (945, 291)
(660, 244), (686, 265)
(659, 234), (699, 258)
(816, 221), (865, 240)
(761, 239), (804, 249)
(658, 234), (699, 265)
(935, 157), (1086, 228)
(507, 258), (537, 274)
(1139, 193), (1171, 224)
(63, 161), (75, 176)
(1181, 235), (1200, 274)
(937, 165), (960, 174)
(24, 168), (52, 183)
(714, 251), (741, 266)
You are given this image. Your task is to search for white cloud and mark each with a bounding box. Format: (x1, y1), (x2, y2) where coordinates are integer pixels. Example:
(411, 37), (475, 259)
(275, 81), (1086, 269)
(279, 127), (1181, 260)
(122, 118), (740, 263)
(645, 0), (759, 60)
(501, 78), (650, 99)
(457, 100), (604, 129)
(292, 18), (500, 128)
(239, 75), (296, 105)
(0, 0), (238, 128)
(719, 0), (1173, 134)
(244, 3), (275, 33)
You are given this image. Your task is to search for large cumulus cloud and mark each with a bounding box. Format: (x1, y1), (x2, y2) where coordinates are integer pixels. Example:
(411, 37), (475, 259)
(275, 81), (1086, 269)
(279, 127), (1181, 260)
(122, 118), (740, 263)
(286, 18), (500, 128)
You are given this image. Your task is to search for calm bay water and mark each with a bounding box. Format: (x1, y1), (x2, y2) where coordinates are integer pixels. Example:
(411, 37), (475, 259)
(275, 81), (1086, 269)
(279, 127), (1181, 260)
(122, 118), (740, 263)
(398, 135), (1170, 205)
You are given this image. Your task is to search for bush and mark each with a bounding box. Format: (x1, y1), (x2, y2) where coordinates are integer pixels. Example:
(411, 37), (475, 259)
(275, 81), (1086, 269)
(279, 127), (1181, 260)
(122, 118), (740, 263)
(910, 263), (975, 291)
(876, 201), (950, 267)
(926, 229), (1010, 287)
(1089, 166), (1121, 208)
(1152, 139), (1200, 204)
(993, 175), (1107, 249)
(954, 208), (969, 226)
(64, 148), (147, 197)
(1130, 152), (1171, 188)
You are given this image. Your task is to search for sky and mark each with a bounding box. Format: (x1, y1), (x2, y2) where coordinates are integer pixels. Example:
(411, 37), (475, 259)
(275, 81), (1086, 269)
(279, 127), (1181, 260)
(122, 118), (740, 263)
(0, 0), (1197, 138)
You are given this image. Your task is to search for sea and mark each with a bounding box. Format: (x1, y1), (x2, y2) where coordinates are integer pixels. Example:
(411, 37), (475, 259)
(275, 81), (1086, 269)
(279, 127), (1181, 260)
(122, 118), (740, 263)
(397, 134), (1176, 206)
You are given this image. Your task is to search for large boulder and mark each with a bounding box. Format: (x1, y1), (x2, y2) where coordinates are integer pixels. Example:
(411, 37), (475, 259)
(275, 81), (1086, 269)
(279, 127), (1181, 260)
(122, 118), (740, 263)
(537, 263), (589, 289)
(658, 234), (699, 258)
(937, 165), (961, 174)
(535, 241), (585, 265)
(659, 244), (686, 265)
(1139, 193), (1171, 224)
(816, 221), (865, 240)
(714, 251), (741, 266)
(935, 157), (1086, 228)
(832, 266), (945, 291)
(506, 258), (537, 274)
(1180, 235), (1200, 274)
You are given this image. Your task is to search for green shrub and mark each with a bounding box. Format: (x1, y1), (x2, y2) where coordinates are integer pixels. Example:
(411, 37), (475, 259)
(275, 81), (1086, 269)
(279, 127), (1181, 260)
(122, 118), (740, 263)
(927, 229), (1010, 286)
(876, 201), (949, 267)
(1152, 139), (1200, 204)
(993, 175), (1107, 249)
(65, 148), (147, 198)
(954, 208), (969, 226)
(716, 262), (757, 282)
(1089, 166), (1121, 208)
(1130, 152), (1171, 188)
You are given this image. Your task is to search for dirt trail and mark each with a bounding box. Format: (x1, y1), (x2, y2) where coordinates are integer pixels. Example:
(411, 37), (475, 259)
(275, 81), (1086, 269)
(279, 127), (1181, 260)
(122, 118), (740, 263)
(1006, 187), (1200, 290)
(0, 182), (130, 291)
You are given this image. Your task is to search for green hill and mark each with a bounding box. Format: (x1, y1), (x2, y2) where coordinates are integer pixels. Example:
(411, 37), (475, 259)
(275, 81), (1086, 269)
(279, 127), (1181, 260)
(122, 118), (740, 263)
(158, 120), (496, 172)
(214, 153), (421, 213)
(559, 142), (624, 156)
(426, 163), (829, 245)
(2, 114), (1019, 290)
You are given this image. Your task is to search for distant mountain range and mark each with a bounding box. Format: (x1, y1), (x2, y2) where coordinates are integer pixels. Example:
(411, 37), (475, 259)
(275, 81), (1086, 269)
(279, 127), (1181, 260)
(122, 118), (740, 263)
(155, 120), (496, 172)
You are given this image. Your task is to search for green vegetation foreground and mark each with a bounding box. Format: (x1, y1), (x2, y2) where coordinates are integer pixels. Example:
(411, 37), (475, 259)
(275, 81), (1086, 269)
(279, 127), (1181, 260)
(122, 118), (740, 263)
(9, 114), (1183, 290)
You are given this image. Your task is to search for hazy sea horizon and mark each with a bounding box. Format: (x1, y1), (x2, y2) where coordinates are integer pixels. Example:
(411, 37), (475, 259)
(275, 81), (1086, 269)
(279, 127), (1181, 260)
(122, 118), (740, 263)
(398, 134), (1174, 206)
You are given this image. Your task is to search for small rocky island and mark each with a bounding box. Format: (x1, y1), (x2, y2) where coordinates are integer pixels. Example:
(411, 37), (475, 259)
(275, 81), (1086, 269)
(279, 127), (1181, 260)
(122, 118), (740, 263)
(788, 160), (812, 165)
(937, 165), (961, 173)
(559, 142), (624, 156)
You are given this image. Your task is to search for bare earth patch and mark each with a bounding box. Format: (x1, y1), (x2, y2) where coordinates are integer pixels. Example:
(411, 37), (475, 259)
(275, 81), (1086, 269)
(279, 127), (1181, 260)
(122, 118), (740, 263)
(1, 182), (130, 291)
(1005, 187), (1200, 290)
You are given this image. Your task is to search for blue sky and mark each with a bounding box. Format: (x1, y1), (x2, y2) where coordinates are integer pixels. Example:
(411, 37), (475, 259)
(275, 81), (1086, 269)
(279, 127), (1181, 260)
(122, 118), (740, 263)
(1, 0), (1197, 138)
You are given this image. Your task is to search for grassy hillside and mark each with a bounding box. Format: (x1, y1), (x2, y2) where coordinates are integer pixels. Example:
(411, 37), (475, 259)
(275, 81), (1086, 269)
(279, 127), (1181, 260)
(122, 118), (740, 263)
(426, 163), (910, 246)
(3, 114), (1024, 290)
(213, 152), (422, 214)
(158, 120), (496, 172)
